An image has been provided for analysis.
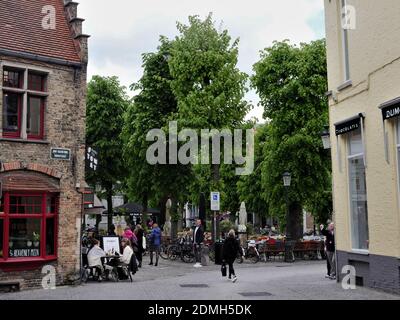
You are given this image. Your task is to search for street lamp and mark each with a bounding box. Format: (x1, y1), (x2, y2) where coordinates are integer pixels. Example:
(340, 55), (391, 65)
(321, 126), (331, 150)
(283, 172), (292, 187)
(283, 172), (294, 263)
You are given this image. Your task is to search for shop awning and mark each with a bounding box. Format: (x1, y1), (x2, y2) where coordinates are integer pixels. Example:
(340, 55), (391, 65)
(102, 202), (160, 216)
(380, 97), (400, 121)
(334, 113), (365, 136)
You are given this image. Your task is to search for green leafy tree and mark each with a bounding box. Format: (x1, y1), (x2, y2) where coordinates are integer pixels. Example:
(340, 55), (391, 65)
(252, 39), (331, 239)
(237, 123), (269, 223)
(122, 38), (192, 225)
(169, 14), (250, 186)
(86, 76), (129, 228)
(169, 14), (250, 237)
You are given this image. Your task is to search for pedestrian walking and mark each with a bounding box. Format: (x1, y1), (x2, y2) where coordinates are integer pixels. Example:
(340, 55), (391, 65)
(122, 227), (138, 246)
(222, 229), (241, 283)
(149, 223), (161, 266)
(134, 224), (144, 268)
(193, 219), (204, 268)
(320, 223), (336, 280)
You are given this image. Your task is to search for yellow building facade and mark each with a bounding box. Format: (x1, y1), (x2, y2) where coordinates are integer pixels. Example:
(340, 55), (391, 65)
(324, 0), (400, 293)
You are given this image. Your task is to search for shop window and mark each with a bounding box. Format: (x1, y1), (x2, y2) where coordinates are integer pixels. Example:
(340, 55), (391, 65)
(2, 92), (22, 137)
(9, 195), (42, 214)
(9, 219), (41, 258)
(46, 218), (55, 256)
(348, 128), (369, 250)
(396, 119), (400, 193)
(2, 68), (23, 88)
(46, 195), (57, 214)
(0, 219), (3, 258)
(0, 192), (58, 262)
(27, 96), (44, 139)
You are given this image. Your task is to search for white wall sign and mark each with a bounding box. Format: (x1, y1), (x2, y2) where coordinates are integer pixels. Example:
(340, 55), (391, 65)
(210, 191), (220, 211)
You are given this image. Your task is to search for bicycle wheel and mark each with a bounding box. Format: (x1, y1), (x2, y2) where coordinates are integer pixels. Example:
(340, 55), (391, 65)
(81, 268), (89, 283)
(182, 251), (195, 263)
(167, 245), (178, 260)
(159, 244), (168, 260)
(248, 248), (259, 263)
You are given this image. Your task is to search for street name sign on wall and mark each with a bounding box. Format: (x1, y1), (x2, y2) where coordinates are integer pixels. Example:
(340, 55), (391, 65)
(210, 192), (220, 211)
(50, 148), (71, 160)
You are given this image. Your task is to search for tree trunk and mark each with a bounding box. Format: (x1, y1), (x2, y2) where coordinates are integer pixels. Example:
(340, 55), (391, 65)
(141, 192), (148, 226)
(158, 195), (169, 228)
(289, 202), (303, 240)
(106, 183), (113, 231)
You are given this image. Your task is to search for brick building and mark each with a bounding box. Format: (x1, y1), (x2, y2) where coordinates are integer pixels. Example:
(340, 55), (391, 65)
(0, 0), (89, 289)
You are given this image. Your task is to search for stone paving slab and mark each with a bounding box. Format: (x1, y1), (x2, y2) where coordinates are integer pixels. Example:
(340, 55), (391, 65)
(1, 257), (399, 300)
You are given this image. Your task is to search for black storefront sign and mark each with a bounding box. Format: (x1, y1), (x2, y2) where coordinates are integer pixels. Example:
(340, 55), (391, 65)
(381, 101), (400, 121)
(51, 148), (71, 160)
(335, 117), (361, 136)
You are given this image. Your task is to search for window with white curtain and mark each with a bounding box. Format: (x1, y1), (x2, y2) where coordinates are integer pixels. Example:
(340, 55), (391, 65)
(347, 128), (369, 250)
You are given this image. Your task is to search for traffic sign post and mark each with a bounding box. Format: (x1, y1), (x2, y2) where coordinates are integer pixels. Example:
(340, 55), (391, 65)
(210, 192), (220, 244)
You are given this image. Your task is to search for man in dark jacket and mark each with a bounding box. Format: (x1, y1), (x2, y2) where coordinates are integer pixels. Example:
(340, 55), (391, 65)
(193, 219), (204, 267)
(320, 223), (336, 280)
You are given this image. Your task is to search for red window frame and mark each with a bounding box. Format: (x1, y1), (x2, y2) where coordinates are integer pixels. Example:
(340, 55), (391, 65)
(27, 95), (45, 140)
(0, 192), (58, 265)
(28, 72), (47, 92)
(2, 91), (22, 138)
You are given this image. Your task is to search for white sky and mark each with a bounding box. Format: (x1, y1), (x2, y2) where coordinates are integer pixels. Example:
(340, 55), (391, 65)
(78, 0), (325, 122)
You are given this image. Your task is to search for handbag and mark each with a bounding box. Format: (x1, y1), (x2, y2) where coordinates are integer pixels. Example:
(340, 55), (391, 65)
(142, 236), (146, 250)
(221, 262), (227, 277)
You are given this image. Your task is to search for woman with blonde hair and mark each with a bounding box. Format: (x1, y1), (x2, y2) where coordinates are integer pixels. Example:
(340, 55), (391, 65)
(222, 229), (241, 282)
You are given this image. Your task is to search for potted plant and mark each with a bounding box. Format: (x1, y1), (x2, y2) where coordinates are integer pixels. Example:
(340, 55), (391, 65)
(27, 239), (33, 247)
(33, 232), (40, 247)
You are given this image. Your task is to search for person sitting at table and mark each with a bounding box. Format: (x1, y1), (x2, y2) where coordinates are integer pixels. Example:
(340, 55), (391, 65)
(119, 238), (134, 266)
(87, 239), (106, 278)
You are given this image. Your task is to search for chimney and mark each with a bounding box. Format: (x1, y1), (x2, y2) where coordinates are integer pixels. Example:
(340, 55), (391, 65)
(64, 0), (90, 64)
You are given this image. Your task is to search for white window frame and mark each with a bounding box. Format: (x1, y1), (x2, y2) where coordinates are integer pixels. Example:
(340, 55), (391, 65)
(347, 128), (369, 253)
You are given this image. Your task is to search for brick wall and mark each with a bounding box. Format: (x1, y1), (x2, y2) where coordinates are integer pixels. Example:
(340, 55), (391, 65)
(0, 54), (87, 289)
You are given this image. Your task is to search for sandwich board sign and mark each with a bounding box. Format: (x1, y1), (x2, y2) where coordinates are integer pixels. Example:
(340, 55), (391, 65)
(210, 192), (220, 211)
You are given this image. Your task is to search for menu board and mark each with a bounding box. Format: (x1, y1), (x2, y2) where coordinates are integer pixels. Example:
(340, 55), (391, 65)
(102, 237), (120, 255)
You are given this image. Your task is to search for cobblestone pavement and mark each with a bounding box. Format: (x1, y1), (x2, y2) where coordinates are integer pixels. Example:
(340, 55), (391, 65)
(1, 256), (399, 300)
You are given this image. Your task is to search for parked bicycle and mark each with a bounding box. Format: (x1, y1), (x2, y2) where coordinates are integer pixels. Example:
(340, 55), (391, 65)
(167, 237), (195, 263)
(236, 240), (259, 264)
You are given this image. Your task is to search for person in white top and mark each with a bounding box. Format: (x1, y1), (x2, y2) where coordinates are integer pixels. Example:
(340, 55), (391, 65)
(87, 239), (106, 276)
(119, 238), (134, 265)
